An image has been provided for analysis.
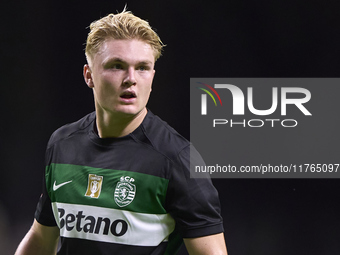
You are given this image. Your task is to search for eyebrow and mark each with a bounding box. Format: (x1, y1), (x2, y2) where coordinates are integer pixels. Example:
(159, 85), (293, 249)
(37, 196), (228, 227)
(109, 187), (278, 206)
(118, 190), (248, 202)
(103, 57), (154, 66)
(107, 58), (124, 63)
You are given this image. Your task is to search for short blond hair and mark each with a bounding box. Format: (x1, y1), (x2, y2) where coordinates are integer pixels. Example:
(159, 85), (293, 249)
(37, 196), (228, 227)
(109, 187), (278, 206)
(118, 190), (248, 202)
(85, 10), (164, 62)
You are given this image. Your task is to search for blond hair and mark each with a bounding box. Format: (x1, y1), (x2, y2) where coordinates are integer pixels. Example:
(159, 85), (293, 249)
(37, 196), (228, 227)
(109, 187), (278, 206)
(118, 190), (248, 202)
(85, 10), (164, 62)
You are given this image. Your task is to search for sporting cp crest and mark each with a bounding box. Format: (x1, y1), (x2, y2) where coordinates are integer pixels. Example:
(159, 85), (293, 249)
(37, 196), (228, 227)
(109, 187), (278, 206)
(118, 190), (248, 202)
(114, 176), (136, 207)
(85, 174), (103, 199)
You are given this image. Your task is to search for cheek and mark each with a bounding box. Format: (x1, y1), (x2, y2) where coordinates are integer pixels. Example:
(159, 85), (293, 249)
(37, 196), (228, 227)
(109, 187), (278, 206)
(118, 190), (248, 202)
(138, 87), (152, 105)
(144, 85), (153, 96)
(97, 77), (119, 93)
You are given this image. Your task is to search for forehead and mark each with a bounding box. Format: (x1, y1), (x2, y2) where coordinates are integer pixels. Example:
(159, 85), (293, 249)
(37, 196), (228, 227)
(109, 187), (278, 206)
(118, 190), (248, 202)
(94, 39), (156, 64)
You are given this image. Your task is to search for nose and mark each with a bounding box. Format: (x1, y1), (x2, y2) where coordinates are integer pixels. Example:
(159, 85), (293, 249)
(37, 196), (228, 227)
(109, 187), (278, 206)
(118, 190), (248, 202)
(123, 67), (137, 86)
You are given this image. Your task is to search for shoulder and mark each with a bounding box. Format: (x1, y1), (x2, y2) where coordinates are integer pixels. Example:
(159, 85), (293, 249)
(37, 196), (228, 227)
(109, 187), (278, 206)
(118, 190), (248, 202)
(47, 112), (95, 148)
(139, 111), (190, 159)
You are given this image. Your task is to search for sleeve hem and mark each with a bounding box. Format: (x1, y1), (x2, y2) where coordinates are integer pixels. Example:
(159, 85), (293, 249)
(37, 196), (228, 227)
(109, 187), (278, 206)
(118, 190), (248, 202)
(34, 217), (57, 227)
(181, 223), (224, 238)
(34, 213), (58, 227)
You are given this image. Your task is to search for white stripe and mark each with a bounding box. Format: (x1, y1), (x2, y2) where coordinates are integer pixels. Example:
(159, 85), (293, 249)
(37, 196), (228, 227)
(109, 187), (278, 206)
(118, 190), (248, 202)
(201, 94), (207, 115)
(52, 202), (175, 246)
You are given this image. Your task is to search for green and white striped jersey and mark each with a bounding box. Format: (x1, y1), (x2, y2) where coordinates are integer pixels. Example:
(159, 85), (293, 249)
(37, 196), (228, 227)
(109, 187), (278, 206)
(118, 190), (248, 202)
(35, 111), (223, 254)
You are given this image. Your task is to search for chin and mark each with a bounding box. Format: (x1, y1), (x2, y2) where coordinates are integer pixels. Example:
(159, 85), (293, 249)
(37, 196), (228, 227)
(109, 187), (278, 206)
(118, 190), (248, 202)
(114, 106), (144, 117)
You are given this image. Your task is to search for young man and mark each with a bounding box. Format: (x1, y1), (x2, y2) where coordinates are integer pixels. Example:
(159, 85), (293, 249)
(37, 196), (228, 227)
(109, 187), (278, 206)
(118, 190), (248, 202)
(15, 10), (227, 255)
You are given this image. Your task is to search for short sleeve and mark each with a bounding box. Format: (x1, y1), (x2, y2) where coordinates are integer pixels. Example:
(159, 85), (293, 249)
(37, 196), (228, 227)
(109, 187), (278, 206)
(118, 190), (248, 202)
(165, 144), (224, 238)
(34, 143), (58, 226)
(34, 174), (58, 226)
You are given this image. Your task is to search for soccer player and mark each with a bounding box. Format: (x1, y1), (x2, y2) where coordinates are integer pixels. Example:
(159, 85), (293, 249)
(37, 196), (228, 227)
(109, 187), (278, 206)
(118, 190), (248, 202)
(15, 9), (227, 255)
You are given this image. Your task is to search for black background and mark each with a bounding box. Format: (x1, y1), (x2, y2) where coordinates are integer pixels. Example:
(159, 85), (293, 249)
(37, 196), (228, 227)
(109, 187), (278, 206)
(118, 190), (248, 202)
(1, 0), (340, 254)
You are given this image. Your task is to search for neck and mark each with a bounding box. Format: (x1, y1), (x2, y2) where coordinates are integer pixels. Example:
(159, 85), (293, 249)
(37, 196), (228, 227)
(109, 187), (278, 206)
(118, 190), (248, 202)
(95, 108), (147, 138)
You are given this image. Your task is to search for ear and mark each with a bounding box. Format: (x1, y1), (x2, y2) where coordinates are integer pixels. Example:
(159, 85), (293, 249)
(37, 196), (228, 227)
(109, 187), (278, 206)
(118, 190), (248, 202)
(151, 69), (155, 92)
(83, 64), (94, 88)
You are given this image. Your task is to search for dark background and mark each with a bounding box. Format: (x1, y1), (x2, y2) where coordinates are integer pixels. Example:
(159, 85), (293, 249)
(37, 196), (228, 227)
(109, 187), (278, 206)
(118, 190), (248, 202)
(2, 0), (340, 254)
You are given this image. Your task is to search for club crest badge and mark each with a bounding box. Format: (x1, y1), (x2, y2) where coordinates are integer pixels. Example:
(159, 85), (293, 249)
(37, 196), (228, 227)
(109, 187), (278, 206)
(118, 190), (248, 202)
(85, 174), (103, 199)
(114, 176), (136, 207)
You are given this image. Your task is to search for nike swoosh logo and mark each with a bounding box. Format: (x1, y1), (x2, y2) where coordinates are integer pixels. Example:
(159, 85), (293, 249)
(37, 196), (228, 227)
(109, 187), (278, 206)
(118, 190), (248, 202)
(53, 180), (73, 191)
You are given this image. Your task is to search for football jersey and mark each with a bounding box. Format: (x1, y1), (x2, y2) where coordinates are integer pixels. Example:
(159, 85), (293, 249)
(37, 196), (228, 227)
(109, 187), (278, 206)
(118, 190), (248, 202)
(35, 110), (223, 254)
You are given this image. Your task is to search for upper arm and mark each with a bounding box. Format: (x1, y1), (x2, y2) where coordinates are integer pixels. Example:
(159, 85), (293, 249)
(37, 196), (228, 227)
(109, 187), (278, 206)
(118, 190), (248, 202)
(15, 219), (59, 255)
(167, 145), (224, 233)
(184, 233), (228, 255)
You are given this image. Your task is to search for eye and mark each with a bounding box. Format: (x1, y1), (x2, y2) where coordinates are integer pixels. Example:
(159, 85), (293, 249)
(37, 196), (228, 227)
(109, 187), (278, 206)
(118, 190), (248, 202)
(111, 63), (123, 69)
(138, 65), (149, 71)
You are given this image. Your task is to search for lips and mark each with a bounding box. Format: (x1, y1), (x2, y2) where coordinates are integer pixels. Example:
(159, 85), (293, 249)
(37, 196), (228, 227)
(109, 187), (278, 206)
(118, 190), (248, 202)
(119, 91), (137, 104)
(120, 91), (137, 99)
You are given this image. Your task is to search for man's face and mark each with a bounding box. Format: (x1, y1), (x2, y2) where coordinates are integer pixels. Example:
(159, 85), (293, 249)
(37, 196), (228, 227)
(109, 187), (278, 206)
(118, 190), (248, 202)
(84, 39), (156, 118)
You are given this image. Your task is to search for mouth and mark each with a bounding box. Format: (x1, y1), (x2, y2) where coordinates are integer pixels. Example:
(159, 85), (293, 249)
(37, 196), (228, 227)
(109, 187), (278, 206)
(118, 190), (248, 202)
(120, 91), (137, 99)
